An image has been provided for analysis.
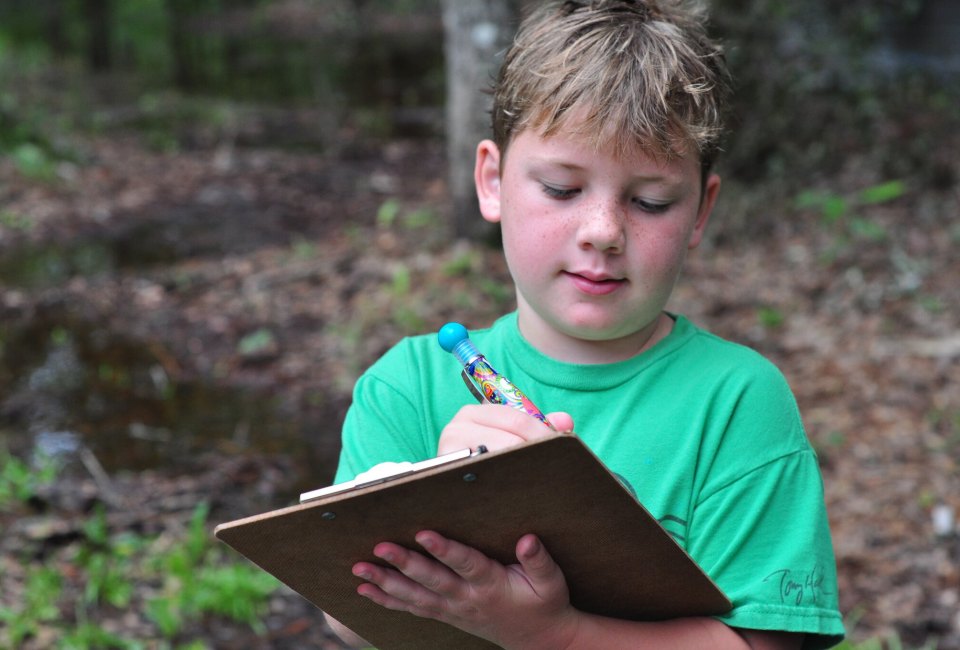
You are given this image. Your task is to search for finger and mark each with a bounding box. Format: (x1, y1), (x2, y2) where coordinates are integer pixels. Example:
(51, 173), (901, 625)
(515, 534), (567, 598)
(415, 530), (501, 589)
(370, 542), (464, 597)
(438, 405), (528, 454)
(355, 579), (446, 620)
(474, 403), (558, 443)
(353, 556), (451, 619)
(545, 411), (575, 433)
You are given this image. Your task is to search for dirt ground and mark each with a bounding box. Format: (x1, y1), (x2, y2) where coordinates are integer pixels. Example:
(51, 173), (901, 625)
(1, 99), (958, 648)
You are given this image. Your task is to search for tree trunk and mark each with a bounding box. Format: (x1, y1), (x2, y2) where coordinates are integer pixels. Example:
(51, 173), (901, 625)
(42, 0), (68, 58)
(441, 0), (519, 241)
(84, 0), (113, 70)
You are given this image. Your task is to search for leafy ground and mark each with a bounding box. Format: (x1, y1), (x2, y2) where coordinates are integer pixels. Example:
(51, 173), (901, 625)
(1, 80), (959, 648)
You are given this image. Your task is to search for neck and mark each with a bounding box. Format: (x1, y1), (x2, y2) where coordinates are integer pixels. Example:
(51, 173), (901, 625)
(517, 312), (673, 365)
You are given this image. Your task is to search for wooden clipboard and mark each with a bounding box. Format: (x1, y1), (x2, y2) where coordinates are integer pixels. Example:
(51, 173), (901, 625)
(215, 434), (731, 650)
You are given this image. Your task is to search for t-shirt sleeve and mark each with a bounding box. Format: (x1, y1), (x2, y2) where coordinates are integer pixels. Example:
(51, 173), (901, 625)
(689, 450), (844, 648)
(333, 345), (435, 484)
(685, 356), (845, 648)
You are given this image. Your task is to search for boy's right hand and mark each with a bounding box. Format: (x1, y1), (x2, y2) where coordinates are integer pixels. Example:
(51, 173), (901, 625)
(437, 403), (574, 456)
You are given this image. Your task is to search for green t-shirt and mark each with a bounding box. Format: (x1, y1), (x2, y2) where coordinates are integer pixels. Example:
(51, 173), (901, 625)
(334, 313), (845, 648)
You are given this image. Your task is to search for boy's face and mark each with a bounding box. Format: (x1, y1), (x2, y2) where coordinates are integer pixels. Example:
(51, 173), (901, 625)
(475, 127), (720, 363)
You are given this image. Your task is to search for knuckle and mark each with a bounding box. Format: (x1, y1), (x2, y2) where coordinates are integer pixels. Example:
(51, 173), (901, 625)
(409, 598), (442, 619)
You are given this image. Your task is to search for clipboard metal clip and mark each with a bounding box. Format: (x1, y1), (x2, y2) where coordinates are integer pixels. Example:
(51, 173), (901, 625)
(299, 444), (489, 503)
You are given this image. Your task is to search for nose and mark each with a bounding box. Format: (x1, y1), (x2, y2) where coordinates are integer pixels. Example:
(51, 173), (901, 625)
(576, 198), (627, 253)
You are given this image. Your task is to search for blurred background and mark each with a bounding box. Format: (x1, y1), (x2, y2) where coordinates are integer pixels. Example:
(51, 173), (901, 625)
(0, 0), (957, 648)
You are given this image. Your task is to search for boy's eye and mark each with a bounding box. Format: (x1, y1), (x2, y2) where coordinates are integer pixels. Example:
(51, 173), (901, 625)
(634, 198), (672, 214)
(541, 183), (580, 200)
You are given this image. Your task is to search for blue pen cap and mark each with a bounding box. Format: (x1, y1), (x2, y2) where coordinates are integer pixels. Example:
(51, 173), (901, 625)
(438, 322), (481, 366)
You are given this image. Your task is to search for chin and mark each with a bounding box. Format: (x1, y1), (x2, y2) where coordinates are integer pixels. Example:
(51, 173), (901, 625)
(562, 311), (661, 343)
(558, 320), (633, 343)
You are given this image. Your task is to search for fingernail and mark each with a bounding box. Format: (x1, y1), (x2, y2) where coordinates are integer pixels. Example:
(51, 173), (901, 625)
(352, 566), (371, 580)
(417, 534), (436, 551)
(524, 536), (541, 558)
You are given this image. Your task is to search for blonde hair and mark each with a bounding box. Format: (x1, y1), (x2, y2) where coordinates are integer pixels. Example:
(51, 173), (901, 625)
(492, 0), (730, 171)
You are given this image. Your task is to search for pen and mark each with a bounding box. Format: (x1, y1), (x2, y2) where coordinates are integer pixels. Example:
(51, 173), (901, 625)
(438, 322), (553, 428)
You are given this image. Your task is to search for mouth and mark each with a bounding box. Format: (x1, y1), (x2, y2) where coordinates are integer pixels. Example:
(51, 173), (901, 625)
(563, 270), (626, 296)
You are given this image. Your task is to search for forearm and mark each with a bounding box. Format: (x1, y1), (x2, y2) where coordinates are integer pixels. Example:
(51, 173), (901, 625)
(531, 614), (799, 650)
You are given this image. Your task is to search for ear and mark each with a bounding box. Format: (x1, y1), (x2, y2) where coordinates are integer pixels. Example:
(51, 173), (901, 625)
(688, 172), (720, 250)
(474, 139), (503, 223)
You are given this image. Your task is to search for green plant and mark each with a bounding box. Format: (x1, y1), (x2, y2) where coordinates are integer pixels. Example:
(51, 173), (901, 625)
(2, 495), (280, 646)
(402, 207), (435, 229)
(376, 198), (402, 228)
(391, 303), (427, 334)
(376, 199), (437, 231)
(796, 180), (904, 233)
(0, 209), (32, 231)
(442, 249), (480, 277)
(11, 142), (57, 180)
(0, 447), (58, 511)
(291, 236), (317, 260)
(757, 305), (785, 329)
(75, 506), (138, 609)
(0, 566), (63, 647)
(58, 622), (143, 650)
(237, 328), (278, 357)
(146, 502), (280, 638)
(795, 180), (905, 262)
(390, 264), (411, 296)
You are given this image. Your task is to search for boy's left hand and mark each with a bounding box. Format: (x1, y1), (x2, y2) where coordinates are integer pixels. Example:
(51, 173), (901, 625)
(352, 530), (580, 650)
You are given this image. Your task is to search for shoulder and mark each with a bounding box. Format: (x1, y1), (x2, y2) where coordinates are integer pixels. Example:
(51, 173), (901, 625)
(353, 333), (445, 410)
(675, 316), (787, 377)
(672, 316), (812, 468)
(673, 316), (798, 401)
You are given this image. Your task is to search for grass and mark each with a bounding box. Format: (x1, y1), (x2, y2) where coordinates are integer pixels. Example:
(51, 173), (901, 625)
(0, 446), (58, 511)
(0, 452), (281, 649)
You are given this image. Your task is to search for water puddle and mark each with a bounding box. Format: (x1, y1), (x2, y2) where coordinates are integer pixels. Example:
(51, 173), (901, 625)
(0, 313), (341, 497)
(0, 209), (280, 291)
(0, 241), (117, 290)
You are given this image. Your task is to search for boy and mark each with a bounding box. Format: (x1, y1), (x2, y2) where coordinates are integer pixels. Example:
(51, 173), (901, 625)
(328, 1), (844, 648)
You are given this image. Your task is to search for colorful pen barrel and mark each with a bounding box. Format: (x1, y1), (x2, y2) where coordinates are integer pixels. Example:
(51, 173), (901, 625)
(438, 322), (551, 426)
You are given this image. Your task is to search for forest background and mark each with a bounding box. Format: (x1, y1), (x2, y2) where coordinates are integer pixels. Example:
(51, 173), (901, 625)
(0, 1), (958, 649)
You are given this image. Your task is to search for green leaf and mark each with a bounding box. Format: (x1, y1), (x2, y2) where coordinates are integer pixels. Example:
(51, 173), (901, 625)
(849, 218), (887, 241)
(376, 198), (401, 227)
(794, 190), (827, 210)
(237, 328), (277, 357)
(403, 207), (435, 229)
(860, 180), (905, 205)
(821, 196), (848, 223)
(757, 306), (785, 329)
(147, 597), (182, 638)
(390, 264), (411, 296)
(11, 142), (55, 180)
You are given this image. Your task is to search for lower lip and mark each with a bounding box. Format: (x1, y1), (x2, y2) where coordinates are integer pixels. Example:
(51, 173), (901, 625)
(565, 272), (625, 296)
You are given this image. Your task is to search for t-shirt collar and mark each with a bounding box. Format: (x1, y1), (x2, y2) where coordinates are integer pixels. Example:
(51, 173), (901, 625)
(497, 312), (695, 392)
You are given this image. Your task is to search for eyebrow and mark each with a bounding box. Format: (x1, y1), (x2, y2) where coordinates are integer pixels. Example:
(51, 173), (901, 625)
(531, 156), (687, 186)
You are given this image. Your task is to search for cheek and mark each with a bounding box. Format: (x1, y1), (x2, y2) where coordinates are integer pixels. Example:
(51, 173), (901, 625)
(502, 221), (549, 277)
(627, 226), (691, 270)
(501, 200), (563, 262)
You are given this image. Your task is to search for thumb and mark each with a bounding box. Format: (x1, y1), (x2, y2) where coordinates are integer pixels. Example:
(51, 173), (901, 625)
(545, 411), (574, 434)
(516, 534), (566, 591)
